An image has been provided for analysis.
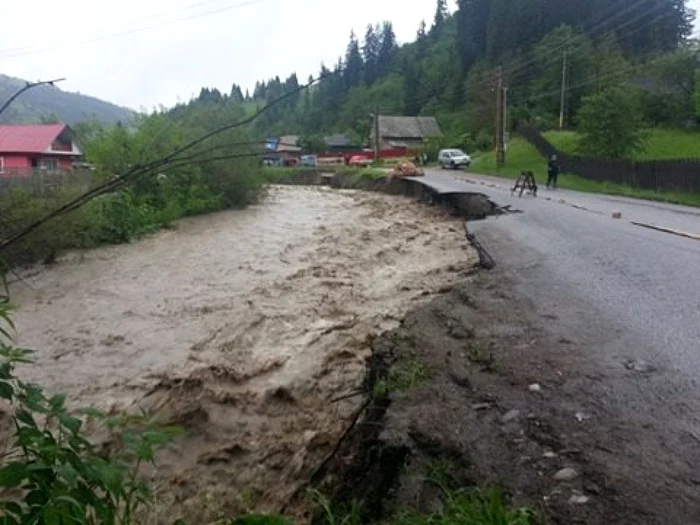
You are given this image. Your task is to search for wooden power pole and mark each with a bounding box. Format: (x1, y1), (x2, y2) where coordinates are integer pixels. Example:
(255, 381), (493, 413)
(495, 66), (505, 170)
(559, 47), (569, 130)
(375, 108), (380, 161)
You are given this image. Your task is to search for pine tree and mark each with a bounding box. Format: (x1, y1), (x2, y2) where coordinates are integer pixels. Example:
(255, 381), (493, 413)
(230, 83), (244, 102)
(456, 0), (490, 71)
(363, 24), (381, 85)
(344, 31), (364, 89)
(433, 0), (448, 31)
(377, 22), (398, 77)
(416, 20), (428, 59)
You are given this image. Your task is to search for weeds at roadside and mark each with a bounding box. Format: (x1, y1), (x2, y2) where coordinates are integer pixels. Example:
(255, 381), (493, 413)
(308, 488), (364, 525)
(388, 487), (535, 525)
(373, 359), (430, 397)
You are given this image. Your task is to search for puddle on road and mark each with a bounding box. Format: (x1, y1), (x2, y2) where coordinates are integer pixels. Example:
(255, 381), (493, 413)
(10, 185), (477, 521)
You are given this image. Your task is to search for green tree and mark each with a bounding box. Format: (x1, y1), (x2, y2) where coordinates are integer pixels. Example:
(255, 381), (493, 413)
(300, 134), (328, 153)
(363, 24), (381, 85)
(344, 31), (364, 90)
(456, 0), (490, 71)
(694, 69), (700, 121)
(39, 113), (60, 124)
(577, 88), (647, 159)
(591, 33), (631, 93)
(529, 25), (595, 125)
(433, 0), (448, 32)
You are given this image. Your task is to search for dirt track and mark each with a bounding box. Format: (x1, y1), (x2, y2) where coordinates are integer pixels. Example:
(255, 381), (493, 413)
(9, 185), (477, 522)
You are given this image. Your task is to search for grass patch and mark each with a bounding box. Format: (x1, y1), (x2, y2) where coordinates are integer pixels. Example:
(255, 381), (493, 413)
(472, 138), (700, 207)
(544, 128), (700, 161)
(390, 488), (534, 525)
(304, 486), (533, 525)
(373, 359), (430, 397)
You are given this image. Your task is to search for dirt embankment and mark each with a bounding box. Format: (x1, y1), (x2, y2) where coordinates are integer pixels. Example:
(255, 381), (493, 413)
(9, 186), (479, 523)
(309, 267), (700, 525)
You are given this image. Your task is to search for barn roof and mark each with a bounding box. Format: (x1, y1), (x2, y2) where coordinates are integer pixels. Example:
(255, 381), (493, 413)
(377, 116), (442, 139)
(0, 124), (71, 154)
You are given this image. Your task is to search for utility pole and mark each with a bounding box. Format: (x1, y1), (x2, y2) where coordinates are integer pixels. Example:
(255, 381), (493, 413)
(502, 86), (508, 157)
(372, 106), (380, 161)
(0, 78), (65, 117)
(495, 66), (505, 170)
(559, 47), (568, 130)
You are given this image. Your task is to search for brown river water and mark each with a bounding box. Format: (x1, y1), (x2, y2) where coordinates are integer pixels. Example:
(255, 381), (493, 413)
(9, 185), (477, 522)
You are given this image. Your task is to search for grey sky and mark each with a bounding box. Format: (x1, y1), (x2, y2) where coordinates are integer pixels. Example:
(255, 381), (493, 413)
(0, 0), (437, 110)
(1, 0), (698, 111)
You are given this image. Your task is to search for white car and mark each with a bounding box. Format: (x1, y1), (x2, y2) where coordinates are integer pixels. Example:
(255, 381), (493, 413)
(439, 149), (472, 169)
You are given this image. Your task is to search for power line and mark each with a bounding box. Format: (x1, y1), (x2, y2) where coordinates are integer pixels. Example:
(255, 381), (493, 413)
(0, 0), (267, 60)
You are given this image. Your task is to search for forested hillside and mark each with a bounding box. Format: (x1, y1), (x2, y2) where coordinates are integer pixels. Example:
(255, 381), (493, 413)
(182, 0), (697, 153)
(0, 74), (134, 125)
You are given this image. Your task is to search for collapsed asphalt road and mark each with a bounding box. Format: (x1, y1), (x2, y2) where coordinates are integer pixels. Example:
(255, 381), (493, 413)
(422, 169), (700, 523)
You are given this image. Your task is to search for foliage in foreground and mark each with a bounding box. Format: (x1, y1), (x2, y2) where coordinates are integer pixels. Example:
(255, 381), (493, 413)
(308, 485), (533, 525)
(0, 299), (180, 524)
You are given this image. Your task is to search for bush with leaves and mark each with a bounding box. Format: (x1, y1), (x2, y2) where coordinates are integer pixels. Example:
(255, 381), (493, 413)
(0, 294), (180, 524)
(577, 88), (648, 159)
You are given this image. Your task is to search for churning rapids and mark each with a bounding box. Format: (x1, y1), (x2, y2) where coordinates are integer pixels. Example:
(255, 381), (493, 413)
(9, 185), (477, 522)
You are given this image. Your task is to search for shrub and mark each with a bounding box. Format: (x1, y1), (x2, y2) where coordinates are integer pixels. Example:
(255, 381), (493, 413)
(577, 88), (648, 159)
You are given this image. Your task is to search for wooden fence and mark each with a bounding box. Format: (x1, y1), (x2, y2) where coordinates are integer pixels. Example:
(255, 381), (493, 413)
(518, 124), (700, 193)
(0, 169), (95, 200)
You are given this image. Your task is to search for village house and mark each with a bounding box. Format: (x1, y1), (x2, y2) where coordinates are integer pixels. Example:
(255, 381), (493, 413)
(370, 115), (443, 151)
(0, 123), (82, 177)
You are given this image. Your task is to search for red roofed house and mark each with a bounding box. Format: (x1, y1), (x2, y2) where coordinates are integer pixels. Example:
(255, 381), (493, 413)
(0, 124), (82, 177)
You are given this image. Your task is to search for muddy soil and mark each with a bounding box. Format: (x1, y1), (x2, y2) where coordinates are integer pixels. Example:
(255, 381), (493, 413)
(315, 269), (700, 525)
(8, 185), (478, 522)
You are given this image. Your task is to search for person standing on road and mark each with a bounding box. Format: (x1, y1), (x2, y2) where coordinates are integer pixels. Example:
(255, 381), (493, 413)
(547, 155), (560, 189)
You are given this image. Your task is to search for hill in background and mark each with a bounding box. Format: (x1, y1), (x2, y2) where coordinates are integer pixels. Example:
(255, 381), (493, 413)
(0, 74), (134, 125)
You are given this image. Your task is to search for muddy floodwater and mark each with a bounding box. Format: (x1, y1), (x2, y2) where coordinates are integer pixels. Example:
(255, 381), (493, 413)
(10, 185), (477, 521)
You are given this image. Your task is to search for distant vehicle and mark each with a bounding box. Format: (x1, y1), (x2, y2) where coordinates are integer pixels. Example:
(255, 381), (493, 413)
(438, 149), (472, 169)
(348, 155), (373, 167)
(300, 155), (317, 167)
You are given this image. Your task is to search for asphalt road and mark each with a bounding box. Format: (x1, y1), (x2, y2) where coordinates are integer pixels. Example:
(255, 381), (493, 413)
(424, 168), (700, 378)
(423, 168), (700, 521)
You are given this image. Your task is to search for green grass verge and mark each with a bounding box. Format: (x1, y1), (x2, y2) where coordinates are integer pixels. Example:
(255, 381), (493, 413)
(472, 138), (700, 208)
(544, 129), (700, 161)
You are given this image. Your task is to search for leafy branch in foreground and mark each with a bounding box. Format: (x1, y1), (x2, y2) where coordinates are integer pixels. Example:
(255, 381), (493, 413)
(0, 302), (181, 525)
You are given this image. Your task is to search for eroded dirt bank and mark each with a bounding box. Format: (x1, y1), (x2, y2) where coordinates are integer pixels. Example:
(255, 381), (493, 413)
(10, 185), (478, 522)
(314, 269), (700, 525)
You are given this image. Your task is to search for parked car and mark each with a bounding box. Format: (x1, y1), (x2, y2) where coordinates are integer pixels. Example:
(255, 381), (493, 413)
(348, 155), (373, 167)
(438, 149), (472, 169)
(300, 155), (317, 167)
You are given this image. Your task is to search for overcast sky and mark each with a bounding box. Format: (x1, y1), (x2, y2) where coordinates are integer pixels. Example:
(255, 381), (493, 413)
(1, 0), (698, 111)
